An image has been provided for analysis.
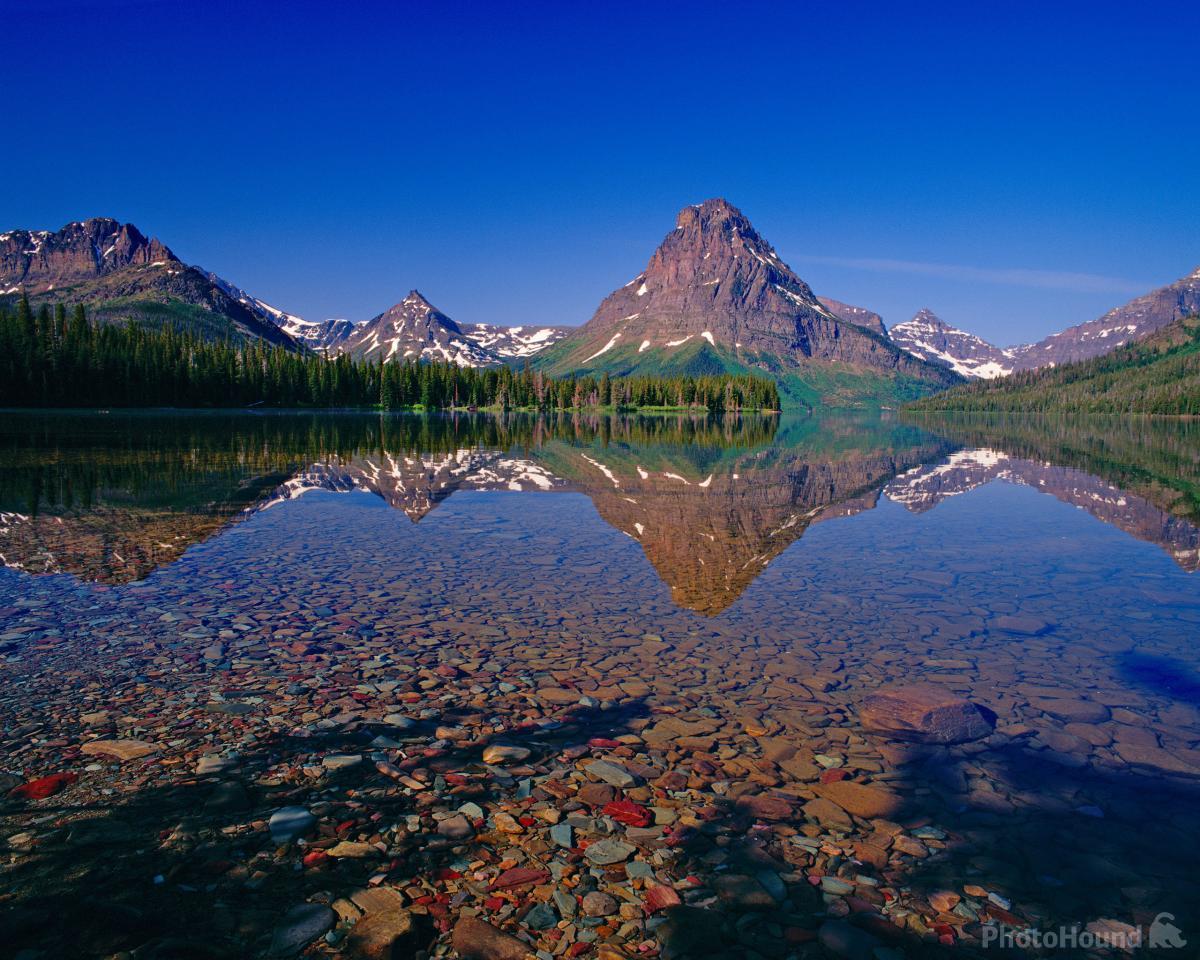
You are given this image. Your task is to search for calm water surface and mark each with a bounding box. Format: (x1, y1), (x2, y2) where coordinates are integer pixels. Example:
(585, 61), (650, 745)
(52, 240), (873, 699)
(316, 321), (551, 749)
(1, 411), (1198, 958)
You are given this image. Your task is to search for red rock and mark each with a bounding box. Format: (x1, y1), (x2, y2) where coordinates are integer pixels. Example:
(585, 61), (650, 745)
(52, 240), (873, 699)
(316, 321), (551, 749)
(602, 798), (652, 827)
(490, 866), (550, 890)
(643, 884), (682, 913)
(302, 849), (330, 868)
(589, 737), (622, 748)
(11, 771), (78, 800)
(734, 793), (795, 821)
(812, 781), (904, 819)
(819, 769), (850, 784)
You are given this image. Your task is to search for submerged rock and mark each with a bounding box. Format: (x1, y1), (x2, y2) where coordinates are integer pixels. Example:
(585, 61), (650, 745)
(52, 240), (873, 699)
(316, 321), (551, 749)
(858, 684), (994, 743)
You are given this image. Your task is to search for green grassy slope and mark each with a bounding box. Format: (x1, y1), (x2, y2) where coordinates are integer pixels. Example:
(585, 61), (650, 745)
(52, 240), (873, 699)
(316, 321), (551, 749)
(907, 315), (1200, 416)
(531, 338), (951, 411)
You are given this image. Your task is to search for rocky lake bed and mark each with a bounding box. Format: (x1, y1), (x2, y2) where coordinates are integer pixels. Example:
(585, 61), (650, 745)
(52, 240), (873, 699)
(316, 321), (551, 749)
(1, 412), (1199, 959)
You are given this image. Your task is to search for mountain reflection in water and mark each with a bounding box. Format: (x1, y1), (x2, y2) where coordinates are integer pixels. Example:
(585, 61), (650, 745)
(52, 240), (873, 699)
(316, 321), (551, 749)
(0, 412), (1197, 611)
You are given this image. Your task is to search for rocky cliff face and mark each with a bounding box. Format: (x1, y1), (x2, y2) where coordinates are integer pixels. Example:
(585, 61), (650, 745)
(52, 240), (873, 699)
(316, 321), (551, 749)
(0, 218), (299, 348)
(537, 199), (959, 394)
(0, 219), (175, 292)
(817, 296), (887, 337)
(1010, 265), (1200, 369)
(889, 309), (1015, 379)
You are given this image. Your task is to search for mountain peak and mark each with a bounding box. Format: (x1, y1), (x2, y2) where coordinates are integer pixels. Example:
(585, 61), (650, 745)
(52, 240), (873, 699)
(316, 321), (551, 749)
(344, 291), (497, 366)
(1189, 265), (1200, 280)
(908, 308), (946, 326)
(675, 197), (744, 229)
(889, 310), (1014, 379)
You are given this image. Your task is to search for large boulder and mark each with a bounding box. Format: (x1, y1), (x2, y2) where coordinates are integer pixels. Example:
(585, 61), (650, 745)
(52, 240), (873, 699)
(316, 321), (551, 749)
(450, 917), (531, 960)
(346, 909), (417, 960)
(858, 684), (994, 744)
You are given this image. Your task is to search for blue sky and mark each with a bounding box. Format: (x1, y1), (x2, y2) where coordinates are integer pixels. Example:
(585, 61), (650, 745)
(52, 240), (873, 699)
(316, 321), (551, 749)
(4, 0), (1198, 345)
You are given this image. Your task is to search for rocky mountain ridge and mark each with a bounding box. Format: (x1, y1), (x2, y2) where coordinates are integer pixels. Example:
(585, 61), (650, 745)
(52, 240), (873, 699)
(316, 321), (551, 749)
(888, 309), (1016, 379)
(1, 218), (298, 348)
(1010, 264), (1200, 369)
(876, 266), (1200, 378)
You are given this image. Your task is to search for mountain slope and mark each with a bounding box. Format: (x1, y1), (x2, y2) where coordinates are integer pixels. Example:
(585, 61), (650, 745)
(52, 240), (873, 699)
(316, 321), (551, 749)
(0, 219), (299, 348)
(889, 308), (1015, 379)
(1012, 265), (1200, 369)
(533, 199), (959, 406)
(908, 313), (1200, 415)
(205, 272), (356, 352)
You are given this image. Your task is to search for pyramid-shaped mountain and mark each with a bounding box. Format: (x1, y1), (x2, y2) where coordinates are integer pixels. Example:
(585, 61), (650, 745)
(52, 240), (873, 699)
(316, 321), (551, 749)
(533, 199), (959, 404)
(342, 290), (497, 365)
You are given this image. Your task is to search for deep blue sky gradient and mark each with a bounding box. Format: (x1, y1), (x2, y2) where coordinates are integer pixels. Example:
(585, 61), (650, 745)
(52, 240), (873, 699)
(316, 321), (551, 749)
(4, 0), (1198, 344)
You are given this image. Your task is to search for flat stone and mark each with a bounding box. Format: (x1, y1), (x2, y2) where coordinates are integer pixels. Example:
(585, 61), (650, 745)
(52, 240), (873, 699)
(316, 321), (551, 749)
(195, 753), (239, 775)
(328, 841), (379, 858)
(584, 838), (635, 865)
(582, 891), (619, 917)
(437, 814), (474, 841)
(735, 793), (795, 821)
(549, 822), (574, 848)
(350, 887), (407, 914)
(584, 760), (637, 788)
(268, 903), (335, 956)
(813, 781), (904, 819)
(322, 753), (363, 770)
(858, 684), (994, 744)
(79, 739), (158, 761)
(269, 806), (316, 843)
(803, 797), (853, 830)
(714, 874), (777, 908)
(523, 901), (558, 930)
(1030, 697), (1111, 724)
(991, 614), (1051, 635)
(346, 909), (416, 960)
(482, 744), (531, 765)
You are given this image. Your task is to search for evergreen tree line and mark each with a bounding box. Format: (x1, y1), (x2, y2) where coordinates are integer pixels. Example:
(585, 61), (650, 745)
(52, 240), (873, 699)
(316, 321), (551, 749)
(0, 297), (780, 412)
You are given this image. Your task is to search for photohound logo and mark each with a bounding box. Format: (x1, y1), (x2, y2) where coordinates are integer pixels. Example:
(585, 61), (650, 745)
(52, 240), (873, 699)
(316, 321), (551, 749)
(981, 913), (1187, 950)
(1148, 913), (1186, 950)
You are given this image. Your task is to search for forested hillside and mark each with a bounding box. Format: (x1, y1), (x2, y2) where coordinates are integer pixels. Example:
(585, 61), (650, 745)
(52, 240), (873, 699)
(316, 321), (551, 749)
(0, 297), (779, 412)
(906, 315), (1200, 415)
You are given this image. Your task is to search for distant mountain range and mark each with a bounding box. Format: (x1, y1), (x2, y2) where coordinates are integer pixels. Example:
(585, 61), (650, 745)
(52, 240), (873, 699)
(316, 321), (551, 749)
(0, 218), (568, 365)
(908, 312), (1200, 415)
(3, 211), (1197, 407)
(879, 265), (1200, 379)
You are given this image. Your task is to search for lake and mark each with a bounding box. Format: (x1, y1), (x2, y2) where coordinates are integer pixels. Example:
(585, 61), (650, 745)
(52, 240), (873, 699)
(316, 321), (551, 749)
(1, 410), (1198, 959)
